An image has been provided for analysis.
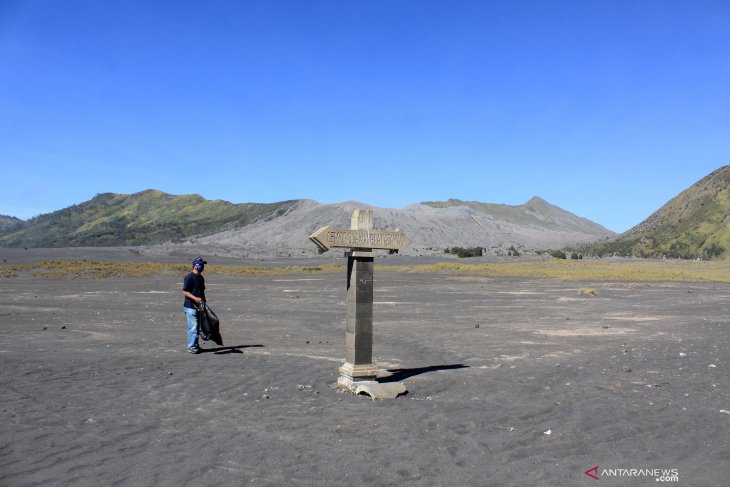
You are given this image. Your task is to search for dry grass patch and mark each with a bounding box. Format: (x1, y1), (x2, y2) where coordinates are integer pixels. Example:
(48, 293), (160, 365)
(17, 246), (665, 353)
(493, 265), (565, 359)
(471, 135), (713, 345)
(395, 259), (730, 283)
(0, 261), (345, 279)
(4, 258), (730, 283)
(212, 264), (344, 277)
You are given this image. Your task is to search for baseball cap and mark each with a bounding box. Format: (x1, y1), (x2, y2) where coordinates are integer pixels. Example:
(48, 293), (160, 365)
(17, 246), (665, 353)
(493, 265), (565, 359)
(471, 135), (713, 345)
(192, 257), (207, 266)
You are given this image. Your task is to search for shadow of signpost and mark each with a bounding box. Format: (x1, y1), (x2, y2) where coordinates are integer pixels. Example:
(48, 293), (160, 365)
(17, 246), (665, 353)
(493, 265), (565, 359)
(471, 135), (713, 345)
(379, 364), (468, 382)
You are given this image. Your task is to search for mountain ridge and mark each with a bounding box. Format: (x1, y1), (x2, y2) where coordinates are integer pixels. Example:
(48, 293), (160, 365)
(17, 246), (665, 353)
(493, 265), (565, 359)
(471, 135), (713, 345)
(183, 198), (614, 257)
(584, 165), (730, 259)
(420, 197), (609, 234)
(0, 190), (298, 248)
(0, 191), (614, 255)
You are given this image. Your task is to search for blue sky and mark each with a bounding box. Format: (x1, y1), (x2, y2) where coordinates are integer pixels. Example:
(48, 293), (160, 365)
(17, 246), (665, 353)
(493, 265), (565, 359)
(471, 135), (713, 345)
(0, 0), (728, 233)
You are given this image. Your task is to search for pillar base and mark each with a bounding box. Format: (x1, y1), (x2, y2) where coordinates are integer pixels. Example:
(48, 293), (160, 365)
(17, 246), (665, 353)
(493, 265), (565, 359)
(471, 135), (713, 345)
(337, 362), (378, 390)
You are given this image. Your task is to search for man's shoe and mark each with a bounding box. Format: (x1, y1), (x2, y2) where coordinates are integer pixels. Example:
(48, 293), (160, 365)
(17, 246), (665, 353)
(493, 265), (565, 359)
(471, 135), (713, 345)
(188, 347), (201, 354)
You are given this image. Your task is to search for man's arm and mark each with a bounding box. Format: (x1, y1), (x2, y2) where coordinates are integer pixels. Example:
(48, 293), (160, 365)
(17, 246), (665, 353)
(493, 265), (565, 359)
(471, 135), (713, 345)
(182, 290), (202, 305)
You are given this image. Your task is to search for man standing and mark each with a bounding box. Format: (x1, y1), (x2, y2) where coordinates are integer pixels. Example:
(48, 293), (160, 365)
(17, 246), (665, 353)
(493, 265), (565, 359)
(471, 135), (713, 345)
(182, 257), (207, 354)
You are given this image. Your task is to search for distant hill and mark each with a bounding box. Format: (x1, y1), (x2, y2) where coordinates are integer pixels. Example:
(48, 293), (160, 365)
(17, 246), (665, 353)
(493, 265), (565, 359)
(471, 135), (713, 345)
(0, 190), (615, 254)
(422, 197), (611, 236)
(586, 166), (730, 259)
(0, 215), (24, 234)
(182, 198), (615, 257)
(0, 190), (298, 248)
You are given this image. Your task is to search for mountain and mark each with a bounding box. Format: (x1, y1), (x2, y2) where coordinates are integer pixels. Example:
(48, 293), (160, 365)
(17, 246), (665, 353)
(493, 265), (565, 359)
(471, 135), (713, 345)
(0, 190), (298, 248)
(179, 198), (614, 257)
(0, 190), (615, 255)
(422, 197), (611, 236)
(586, 166), (730, 259)
(0, 215), (24, 234)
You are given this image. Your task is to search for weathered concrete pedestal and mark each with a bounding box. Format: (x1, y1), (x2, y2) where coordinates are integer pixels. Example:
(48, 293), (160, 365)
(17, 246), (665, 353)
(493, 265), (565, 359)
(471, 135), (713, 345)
(310, 210), (411, 399)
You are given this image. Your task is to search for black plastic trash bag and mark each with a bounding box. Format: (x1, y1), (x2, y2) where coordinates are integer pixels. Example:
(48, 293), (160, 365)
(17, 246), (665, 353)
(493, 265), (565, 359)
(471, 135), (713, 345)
(197, 302), (223, 346)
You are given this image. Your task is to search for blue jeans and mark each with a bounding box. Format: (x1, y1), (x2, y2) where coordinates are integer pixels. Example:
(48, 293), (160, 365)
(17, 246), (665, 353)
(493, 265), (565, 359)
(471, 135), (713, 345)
(184, 307), (199, 350)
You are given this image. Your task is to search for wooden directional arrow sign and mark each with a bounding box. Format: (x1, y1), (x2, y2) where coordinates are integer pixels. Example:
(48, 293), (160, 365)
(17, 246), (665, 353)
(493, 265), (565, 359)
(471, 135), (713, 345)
(309, 226), (412, 252)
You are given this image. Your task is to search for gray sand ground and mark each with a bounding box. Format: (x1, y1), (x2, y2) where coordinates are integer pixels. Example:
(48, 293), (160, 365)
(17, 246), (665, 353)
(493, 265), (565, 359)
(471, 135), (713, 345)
(1, 264), (729, 486)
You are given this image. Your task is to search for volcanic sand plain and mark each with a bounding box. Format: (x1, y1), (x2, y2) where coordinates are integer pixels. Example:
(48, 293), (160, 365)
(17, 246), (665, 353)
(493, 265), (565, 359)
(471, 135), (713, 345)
(1, 257), (729, 486)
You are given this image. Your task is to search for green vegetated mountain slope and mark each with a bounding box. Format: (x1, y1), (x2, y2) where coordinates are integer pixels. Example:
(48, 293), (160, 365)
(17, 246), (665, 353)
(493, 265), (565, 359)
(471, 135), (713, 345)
(0, 190), (298, 247)
(422, 196), (612, 235)
(0, 215), (24, 234)
(589, 166), (730, 259)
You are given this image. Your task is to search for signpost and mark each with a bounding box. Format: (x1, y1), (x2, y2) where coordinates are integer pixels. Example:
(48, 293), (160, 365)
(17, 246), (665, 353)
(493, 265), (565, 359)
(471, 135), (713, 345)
(309, 226), (412, 253)
(309, 210), (411, 397)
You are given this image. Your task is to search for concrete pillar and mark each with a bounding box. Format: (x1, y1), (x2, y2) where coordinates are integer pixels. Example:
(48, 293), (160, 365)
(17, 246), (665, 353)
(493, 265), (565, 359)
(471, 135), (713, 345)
(338, 210), (378, 388)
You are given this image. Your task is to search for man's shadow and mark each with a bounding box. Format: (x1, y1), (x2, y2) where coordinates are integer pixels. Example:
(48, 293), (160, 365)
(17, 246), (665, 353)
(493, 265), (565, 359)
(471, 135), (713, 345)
(200, 344), (264, 355)
(379, 363), (468, 382)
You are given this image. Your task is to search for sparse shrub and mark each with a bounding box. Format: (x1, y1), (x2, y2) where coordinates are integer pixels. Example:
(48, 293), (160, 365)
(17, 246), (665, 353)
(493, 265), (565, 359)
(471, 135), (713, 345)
(704, 243), (725, 259)
(666, 241), (694, 260)
(578, 288), (596, 296)
(508, 245), (521, 257)
(450, 246), (483, 258)
(549, 250), (567, 259)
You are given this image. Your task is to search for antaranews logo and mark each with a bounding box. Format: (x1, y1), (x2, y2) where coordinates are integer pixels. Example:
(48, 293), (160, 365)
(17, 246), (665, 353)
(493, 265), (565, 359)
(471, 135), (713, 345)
(584, 466), (679, 482)
(584, 466), (600, 480)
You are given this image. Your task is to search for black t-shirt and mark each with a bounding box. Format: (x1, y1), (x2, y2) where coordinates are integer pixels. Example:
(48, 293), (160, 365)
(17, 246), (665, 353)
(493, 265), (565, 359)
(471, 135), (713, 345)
(183, 272), (206, 309)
